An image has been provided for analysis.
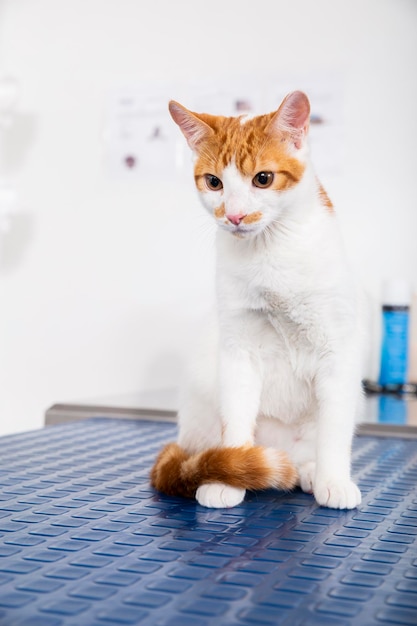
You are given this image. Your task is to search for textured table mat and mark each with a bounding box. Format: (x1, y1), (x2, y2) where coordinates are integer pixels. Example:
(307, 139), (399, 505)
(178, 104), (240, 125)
(0, 418), (416, 626)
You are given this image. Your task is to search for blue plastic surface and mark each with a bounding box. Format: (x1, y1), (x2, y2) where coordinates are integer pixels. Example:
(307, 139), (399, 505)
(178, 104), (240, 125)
(0, 418), (416, 626)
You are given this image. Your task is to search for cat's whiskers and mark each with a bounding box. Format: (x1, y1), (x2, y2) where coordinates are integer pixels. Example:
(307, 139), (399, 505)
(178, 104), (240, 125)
(191, 213), (216, 257)
(267, 217), (297, 236)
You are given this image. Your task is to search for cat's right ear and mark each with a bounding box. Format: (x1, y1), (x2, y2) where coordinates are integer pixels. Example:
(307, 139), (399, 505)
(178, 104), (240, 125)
(169, 101), (214, 152)
(267, 91), (310, 149)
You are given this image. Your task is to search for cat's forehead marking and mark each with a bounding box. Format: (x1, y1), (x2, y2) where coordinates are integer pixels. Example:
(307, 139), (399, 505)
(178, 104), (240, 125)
(194, 113), (305, 191)
(219, 115), (273, 171)
(194, 114), (273, 177)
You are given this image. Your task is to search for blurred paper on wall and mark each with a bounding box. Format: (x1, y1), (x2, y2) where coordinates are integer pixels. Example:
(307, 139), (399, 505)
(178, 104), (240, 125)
(104, 86), (179, 180)
(103, 72), (344, 182)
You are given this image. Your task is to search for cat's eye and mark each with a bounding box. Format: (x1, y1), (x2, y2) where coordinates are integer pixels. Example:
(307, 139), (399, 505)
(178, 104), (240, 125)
(253, 171), (274, 188)
(205, 174), (223, 191)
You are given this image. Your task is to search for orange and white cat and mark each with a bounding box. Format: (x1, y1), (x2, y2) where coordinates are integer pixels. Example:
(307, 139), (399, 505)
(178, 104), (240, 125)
(151, 91), (363, 510)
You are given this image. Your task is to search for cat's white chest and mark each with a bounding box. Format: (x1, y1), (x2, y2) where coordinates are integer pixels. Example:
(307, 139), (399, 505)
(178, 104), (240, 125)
(217, 227), (345, 350)
(219, 243), (321, 337)
(263, 287), (328, 349)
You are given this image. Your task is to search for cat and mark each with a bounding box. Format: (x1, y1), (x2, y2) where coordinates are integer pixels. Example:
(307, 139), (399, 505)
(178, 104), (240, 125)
(151, 90), (363, 510)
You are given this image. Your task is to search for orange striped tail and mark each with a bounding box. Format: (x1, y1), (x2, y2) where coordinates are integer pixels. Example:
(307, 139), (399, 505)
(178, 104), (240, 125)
(150, 442), (298, 499)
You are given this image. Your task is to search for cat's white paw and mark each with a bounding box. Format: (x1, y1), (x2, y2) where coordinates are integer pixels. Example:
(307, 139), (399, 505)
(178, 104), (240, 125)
(314, 478), (361, 510)
(196, 482), (246, 508)
(298, 461), (316, 494)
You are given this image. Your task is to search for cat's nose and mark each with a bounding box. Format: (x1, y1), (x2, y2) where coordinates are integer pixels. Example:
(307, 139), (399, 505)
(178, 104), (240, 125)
(227, 213), (246, 226)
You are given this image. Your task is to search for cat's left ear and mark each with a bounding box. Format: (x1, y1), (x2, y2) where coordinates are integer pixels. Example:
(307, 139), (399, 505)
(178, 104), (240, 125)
(267, 91), (310, 149)
(169, 101), (214, 152)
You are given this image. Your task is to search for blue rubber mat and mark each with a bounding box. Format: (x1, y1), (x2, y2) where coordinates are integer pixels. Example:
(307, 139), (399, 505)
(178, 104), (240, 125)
(0, 418), (416, 626)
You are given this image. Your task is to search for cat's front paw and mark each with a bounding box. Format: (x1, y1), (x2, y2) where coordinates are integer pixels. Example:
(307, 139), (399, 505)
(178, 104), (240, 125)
(314, 478), (361, 510)
(196, 482), (246, 508)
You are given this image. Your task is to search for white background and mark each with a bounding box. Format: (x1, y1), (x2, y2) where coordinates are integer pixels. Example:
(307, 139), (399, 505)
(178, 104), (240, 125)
(0, 0), (416, 436)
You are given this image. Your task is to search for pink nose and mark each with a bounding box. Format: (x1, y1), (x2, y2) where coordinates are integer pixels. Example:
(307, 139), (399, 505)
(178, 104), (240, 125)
(227, 213), (246, 226)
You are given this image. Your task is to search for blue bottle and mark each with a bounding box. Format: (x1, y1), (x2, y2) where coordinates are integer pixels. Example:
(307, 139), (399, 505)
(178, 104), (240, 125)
(378, 279), (410, 386)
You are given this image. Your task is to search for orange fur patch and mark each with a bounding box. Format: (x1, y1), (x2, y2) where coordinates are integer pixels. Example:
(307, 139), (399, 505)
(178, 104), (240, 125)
(242, 211), (262, 224)
(195, 174), (206, 192)
(192, 112), (305, 191)
(150, 443), (298, 499)
(214, 203), (226, 218)
(318, 182), (334, 212)
(150, 443), (193, 497)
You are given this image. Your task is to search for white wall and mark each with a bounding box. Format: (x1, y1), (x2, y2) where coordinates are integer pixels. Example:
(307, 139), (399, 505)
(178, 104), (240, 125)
(0, 0), (416, 436)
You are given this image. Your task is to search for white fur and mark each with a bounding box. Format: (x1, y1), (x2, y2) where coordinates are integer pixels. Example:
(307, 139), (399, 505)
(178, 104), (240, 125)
(196, 483), (245, 508)
(177, 136), (364, 510)
(239, 112), (257, 125)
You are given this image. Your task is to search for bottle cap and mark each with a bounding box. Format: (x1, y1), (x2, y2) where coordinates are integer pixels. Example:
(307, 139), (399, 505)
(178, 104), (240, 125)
(382, 278), (411, 307)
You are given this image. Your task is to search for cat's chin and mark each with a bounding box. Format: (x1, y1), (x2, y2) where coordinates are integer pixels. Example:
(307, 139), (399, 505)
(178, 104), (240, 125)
(232, 231), (259, 240)
(224, 225), (264, 240)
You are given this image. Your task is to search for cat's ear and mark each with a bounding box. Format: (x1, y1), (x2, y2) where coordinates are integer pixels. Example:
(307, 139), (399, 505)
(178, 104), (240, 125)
(267, 91), (310, 149)
(169, 101), (214, 152)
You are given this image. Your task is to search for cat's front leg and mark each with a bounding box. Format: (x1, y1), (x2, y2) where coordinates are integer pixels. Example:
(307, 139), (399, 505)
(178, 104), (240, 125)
(196, 338), (262, 509)
(218, 342), (262, 447)
(313, 354), (362, 510)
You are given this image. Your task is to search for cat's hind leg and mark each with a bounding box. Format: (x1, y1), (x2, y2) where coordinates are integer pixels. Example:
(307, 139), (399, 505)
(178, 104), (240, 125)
(297, 461), (316, 494)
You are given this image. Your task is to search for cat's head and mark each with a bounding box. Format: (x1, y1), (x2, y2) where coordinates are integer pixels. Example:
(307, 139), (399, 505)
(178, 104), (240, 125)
(169, 91), (311, 238)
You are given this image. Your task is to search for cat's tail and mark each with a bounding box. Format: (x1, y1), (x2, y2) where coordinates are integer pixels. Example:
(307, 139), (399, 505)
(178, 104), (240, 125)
(150, 442), (298, 499)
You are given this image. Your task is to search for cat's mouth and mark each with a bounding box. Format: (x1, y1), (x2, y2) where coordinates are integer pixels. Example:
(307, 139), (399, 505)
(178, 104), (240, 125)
(228, 224), (263, 239)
